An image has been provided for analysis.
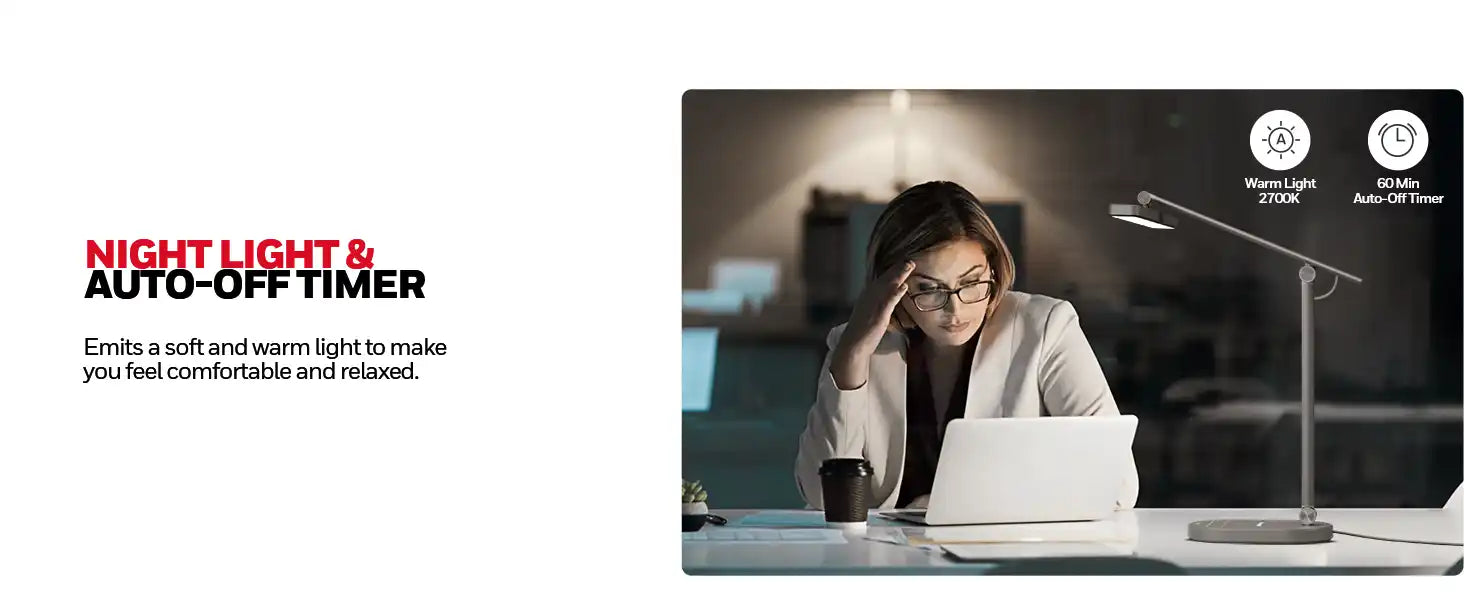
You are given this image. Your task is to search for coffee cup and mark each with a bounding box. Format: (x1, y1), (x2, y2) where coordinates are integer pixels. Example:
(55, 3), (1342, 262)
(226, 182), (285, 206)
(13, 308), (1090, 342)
(819, 458), (873, 530)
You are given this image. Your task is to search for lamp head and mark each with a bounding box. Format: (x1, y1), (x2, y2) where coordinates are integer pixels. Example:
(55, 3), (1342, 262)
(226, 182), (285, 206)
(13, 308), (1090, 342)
(1109, 202), (1177, 230)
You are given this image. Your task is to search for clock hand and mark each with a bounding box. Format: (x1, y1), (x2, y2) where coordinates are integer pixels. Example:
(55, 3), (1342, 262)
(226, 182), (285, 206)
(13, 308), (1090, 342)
(1396, 128), (1406, 142)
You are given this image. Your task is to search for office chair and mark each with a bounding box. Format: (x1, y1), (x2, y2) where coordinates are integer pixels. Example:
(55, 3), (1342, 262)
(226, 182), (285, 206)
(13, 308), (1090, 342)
(985, 556), (1187, 575)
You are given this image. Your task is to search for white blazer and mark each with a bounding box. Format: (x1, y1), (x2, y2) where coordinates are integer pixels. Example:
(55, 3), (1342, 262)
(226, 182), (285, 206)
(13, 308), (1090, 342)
(794, 291), (1140, 510)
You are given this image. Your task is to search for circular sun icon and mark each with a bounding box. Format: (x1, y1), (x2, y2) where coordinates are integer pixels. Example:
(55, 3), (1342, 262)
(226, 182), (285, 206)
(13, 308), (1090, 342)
(1250, 110), (1310, 170)
(1264, 121), (1299, 155)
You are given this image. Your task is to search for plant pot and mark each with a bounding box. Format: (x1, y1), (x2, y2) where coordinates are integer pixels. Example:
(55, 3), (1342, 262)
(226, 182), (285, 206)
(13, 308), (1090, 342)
(682, 501), (708, 532)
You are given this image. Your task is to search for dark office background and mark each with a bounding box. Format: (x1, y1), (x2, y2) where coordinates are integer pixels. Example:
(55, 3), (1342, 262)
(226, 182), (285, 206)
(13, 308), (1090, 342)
(681, 90), (1462, 510)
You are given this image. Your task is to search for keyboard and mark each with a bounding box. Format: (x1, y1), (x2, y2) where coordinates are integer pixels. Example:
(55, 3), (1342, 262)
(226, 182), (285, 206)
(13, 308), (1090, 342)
(682, 528), (847, 543)
(879, 509), (929, 524)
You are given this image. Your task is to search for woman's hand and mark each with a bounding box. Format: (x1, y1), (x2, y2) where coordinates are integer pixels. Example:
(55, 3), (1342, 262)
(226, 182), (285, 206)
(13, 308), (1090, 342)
(829, 261), (913, 390)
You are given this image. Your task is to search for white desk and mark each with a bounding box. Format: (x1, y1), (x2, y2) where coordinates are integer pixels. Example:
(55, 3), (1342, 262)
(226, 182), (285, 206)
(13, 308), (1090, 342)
(683, 508), (1463, 574)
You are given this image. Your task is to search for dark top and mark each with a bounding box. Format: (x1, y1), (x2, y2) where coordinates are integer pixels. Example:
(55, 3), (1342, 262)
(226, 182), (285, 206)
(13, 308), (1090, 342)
(896, 327), (980, 509)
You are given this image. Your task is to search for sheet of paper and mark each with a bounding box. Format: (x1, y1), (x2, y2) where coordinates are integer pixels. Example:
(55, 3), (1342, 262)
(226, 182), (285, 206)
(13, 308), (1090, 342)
(862, 527), (945, 551)
(861, 528), (908, 546)
(682, 528), (848, 544)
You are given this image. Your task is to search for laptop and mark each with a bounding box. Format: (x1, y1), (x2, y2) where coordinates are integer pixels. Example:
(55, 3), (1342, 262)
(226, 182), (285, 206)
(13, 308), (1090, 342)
(881, 415), (1137, 526)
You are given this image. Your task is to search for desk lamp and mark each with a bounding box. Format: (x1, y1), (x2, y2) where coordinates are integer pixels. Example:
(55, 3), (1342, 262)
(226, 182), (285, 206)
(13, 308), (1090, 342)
(1110, 191), (1363, 544)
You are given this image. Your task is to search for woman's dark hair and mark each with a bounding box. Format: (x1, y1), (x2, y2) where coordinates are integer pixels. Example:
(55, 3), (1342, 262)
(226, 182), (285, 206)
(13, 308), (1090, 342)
(866, 181), (1017, 323)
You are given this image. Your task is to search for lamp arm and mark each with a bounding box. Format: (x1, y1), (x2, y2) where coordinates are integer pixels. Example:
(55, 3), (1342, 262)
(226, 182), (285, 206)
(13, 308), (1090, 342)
(1138, 191), (1363, 284)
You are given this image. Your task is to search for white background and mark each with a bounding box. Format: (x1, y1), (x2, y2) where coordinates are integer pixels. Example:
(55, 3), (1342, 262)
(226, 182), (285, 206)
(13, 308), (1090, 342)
(0, 1), (1460, 598)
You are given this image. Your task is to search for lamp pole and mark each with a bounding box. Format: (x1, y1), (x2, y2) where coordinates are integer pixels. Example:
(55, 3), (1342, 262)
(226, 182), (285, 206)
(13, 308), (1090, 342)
(1131, 191), (1362, 543)
(1300, 263), (1316, 524)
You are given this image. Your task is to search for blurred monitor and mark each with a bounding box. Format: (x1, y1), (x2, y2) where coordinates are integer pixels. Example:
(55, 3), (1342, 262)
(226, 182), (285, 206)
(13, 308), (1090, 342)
(711, 258), (779, 311)
(682, 289), (745, 314)
(682, 327), (719, 412)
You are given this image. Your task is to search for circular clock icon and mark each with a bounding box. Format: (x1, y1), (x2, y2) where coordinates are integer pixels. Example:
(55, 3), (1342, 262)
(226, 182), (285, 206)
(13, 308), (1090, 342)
(1368, 110), (1428, 170)
(1378, 123), (1416, 157)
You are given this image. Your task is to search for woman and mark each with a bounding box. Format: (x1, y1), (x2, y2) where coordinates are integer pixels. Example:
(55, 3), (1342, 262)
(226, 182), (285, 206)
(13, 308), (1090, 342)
(794, 181), (1139, 511)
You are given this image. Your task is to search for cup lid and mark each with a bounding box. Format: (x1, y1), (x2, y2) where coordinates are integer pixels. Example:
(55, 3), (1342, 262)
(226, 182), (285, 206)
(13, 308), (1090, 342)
(818, 457), (873, 476)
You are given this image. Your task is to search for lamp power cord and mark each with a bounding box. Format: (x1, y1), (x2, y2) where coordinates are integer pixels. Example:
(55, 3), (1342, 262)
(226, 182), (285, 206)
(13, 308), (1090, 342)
(1333, 529), (1463, 547)
(1312, 270), (1454, 548)
(1313, 272), (1340, 300)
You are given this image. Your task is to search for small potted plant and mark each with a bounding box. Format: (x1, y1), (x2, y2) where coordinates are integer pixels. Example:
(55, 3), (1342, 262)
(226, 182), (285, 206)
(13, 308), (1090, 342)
(682, 479), (709, 532)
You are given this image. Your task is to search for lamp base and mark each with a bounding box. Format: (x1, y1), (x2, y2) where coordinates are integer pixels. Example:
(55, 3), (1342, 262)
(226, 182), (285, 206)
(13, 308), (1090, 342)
(1187, 519), (1333, 544)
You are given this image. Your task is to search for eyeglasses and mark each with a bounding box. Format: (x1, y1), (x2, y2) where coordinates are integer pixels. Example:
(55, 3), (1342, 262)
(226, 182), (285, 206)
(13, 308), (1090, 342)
(907, 280), (995, 312)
